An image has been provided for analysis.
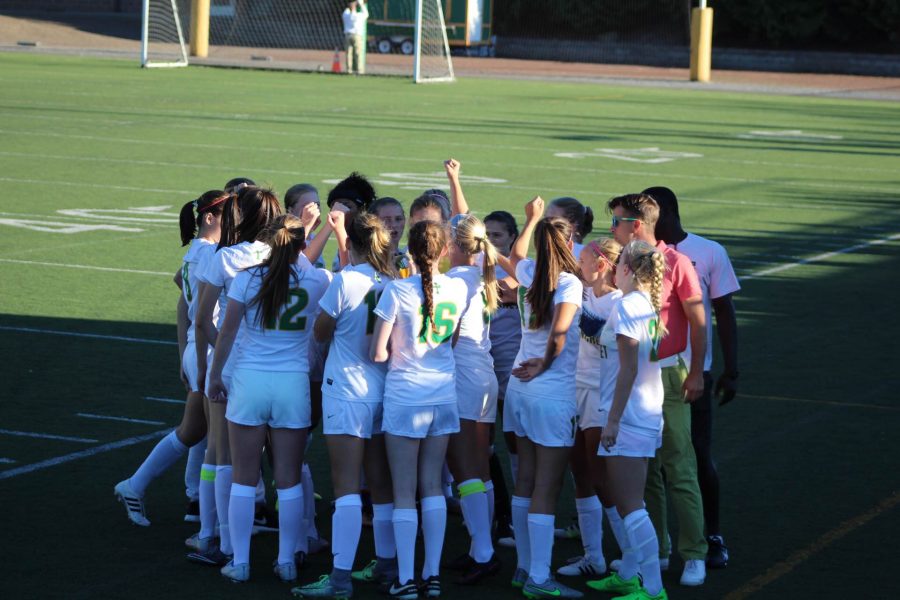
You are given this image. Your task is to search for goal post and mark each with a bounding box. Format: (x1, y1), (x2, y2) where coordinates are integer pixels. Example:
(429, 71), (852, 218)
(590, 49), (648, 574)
(414, 0), (455, 83)
(140, 0), (189, 68)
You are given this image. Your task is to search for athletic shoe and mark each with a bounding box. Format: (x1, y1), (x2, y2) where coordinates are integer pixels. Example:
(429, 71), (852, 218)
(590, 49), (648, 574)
(387, 578), (418, 600)
(522, 577), (584, 599)
(611, 588), (669, 600)
(706, 535), (729, 569)
(610, 557), (669, 572)
(351, 559), (396, 586)
(221, 561), (250, 583)
(275, 561), (298, 582)
(457, 554), (501, 585)
(308, 536), (330, 555)
(114, 479), (150, 527)
(497, 522), (516, 548)
(680, 559), (706, 586)
(292, 574), (353, 598)
(510, 568), (528, 589)
(554, 520), (581, 539)
(419, 575), (441, 598)
(444, 551), (476, 571)
(557, 555), (606, 577)
(586, 572), (641, 595)
(186, 545), (231, 567)
(253, 503), (279, 534)
(184, 499), (200, 523)
(184, 533), (215, 553)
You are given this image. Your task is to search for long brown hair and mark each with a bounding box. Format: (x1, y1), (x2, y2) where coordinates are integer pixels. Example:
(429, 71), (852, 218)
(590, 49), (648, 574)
(407, 220), (447, 338)
(180, 190), (227, 246)
(250, 214), (306, 328)
(347, 213), (397, 278)
(217, 186), (282, 250)
(526, 217), (580, 329)
(451, 214), (499, 314)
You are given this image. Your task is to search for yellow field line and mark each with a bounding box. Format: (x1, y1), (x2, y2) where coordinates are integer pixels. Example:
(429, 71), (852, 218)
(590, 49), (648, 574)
(743, 393), (899, 412)
(724, 490), (900, 599)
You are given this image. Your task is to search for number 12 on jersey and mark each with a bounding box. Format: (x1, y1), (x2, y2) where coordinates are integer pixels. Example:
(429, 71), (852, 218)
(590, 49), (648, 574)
(265, 288), (310, 331)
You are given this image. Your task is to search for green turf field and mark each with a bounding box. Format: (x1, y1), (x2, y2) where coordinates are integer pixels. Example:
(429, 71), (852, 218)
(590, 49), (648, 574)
(1, 53), (898, 599)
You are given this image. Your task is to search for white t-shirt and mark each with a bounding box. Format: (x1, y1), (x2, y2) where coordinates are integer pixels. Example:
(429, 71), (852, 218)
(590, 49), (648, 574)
(228, 264), (331, 372)
(489, 262), (522, 374)
(668, 233), (740, 371)
(575, 288), (623, 389)
(446, 265), (494, 372)
(318, 263), (390, 401)
(181, 238), (218, 344)
(342, 4), (369, 35)
(507, 259), (583, 399)
(598, 291), (663, 436)
(374, 273), (468, 406)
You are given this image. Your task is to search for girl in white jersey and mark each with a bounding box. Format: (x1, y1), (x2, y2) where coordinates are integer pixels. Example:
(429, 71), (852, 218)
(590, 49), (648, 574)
(546, 196), (594, 259)
(206, 214), (331, 584)
(556, 238), (623, 579)
(503, 197), (584, 599)
(370, 220), (468, 600)
(293, 213), (399, 599)
(370, 197), (410, 277)
(114, 190), (225, 529)
(443, 214), (501, 583)
(587, 240), (667, 600)
(191, 187), (281, 568)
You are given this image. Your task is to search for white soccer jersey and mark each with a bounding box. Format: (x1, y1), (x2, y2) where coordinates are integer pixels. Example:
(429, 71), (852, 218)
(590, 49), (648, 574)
(319, 263), (390, 401)
(668, 233), (740, 371)
(374, 273), (468, 406)
(199, 240), (271, 329)
(446, 265), (494, 372)
(181, 238), (218, 344)
(507, 258), (583, 399)
(575, 289), (623, 389)
(228, 264), (331, 372)
(597, 290), (663, 436)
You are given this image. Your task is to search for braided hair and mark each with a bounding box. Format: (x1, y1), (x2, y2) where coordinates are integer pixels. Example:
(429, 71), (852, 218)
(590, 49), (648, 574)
(407, 220), (448, 338)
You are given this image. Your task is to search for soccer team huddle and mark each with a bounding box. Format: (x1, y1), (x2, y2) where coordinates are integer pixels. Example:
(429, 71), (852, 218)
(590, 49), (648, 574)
(114, 159), (741, 600)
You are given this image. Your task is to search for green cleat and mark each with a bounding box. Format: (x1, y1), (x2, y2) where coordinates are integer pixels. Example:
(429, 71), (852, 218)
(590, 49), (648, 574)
(612, 588), (668, 600)
(510, 567), (528, 589)
(586, 572), (641, 595)
(522, 577), (584, 599)
(291, 574), (353, 599)
(351, 560), (378, 583)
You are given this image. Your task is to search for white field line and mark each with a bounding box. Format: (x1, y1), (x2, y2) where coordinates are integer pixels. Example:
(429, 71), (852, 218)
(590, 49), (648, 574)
(740, 233), (900, 281)
(1, 128), (896, 196)
(0, 210), (164, 226)
(0, 176), (194, 196)
(144, 396), (186, 404)
(76, 413), (166, 426)
(0, 458), (15, 464)
(2, 108), (898, 176)
(0, 428), (172, 481)
(0, 428), (99, 443)
(0, 258), (171, 276)
(0, 326), (177, 346)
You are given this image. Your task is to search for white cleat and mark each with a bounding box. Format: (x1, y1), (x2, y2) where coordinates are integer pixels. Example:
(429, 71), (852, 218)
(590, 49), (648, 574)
(114, 479), (150, 526)
(557, 555), (606, 577)
(273, 561), (297, 582)
(221, 560), (250, 583)
(680, 559), (706, 586)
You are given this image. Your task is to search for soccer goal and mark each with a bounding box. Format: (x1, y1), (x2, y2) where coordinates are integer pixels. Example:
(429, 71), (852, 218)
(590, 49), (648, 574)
(414, 0), (455, 83)
(140, 0), (189, 68)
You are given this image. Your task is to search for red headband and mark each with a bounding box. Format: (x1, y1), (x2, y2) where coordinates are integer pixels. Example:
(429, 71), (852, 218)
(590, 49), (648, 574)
(589, 241), (615, 270)
(198, 195), (228, 213)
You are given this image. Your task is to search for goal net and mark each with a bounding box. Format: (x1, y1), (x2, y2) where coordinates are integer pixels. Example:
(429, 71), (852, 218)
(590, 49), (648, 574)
(140, 0), (454, 82)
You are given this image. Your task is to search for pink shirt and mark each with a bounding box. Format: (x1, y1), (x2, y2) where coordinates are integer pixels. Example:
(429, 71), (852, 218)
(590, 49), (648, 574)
(656, 240), (702, 360)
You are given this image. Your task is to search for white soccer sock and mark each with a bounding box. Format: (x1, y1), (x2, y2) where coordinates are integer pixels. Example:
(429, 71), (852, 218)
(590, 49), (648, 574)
(611, 507), (639, 581)
(185, 437), (206, 501)
(372, 503), (396, 559)
(624, 509), (663, 595)
(420, 495), (447, 579)
(301, 463), (317, 540)
(215, 466), (233, 554)
(229, 483), (256, 566)
(276, 483), (304, 565)
(485, 480), (495, 526)
(255, 471), (266, 504)
(603, 504), (627, 554)
(511, 495), (531, 571)
(527, 513), (555, 585)
(509, 453), (519, 486)
(129, 431), (188, 496)
(576, 495), (604, 565)
(332, 494), (363, 571)
(199, 463), (217, 539)
(392, 508), (418, 584)
(458, 480), (493, 563)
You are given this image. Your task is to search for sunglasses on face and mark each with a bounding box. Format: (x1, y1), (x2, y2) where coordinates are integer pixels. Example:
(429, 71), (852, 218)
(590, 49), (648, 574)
(611, 216), (640, 228)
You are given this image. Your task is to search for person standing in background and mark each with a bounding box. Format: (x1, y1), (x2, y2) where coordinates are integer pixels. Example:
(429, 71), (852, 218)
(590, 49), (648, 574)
(342, 0), (369, 75)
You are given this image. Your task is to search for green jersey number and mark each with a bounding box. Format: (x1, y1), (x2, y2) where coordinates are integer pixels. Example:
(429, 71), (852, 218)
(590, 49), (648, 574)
(364, 289), (381, 335)
(182, 262), (192, 302)
(418, 302), (458, 345)
(265, 288), (310, 331)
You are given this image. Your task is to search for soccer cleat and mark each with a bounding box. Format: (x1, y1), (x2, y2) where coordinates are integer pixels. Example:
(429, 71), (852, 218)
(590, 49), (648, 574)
(522, 577), (584, 599)
(292, 574), (353, 599)
(510, 568), (528, 589)
(680, 559), (706, 586)
(351, 560), (379, 583)
(610, 557), (669, 572)
(275, 560), (298, 582)
(557, 555), (606, 577)
(611, 588), (669, 600)
(706, 535), (729, 569)
(221, 561), (250, 583)
(419, 575), (441, 598)
(186, 545), (231, 567)
(387, 578), (418, 600)
(253, 503), (279, 534)
(457, 554), (501, 585)
(554, 520), (581, 539)
(114, 479), (150, 526)
(184, 499), (200, 523)
(184, 533), (216, 554)
(586, 572), (641, 595)
(444, 551), (476, 572)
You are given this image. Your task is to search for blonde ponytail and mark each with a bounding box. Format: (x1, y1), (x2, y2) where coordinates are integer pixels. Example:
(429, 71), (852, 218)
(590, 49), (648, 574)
(451, 214), (499, 315)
